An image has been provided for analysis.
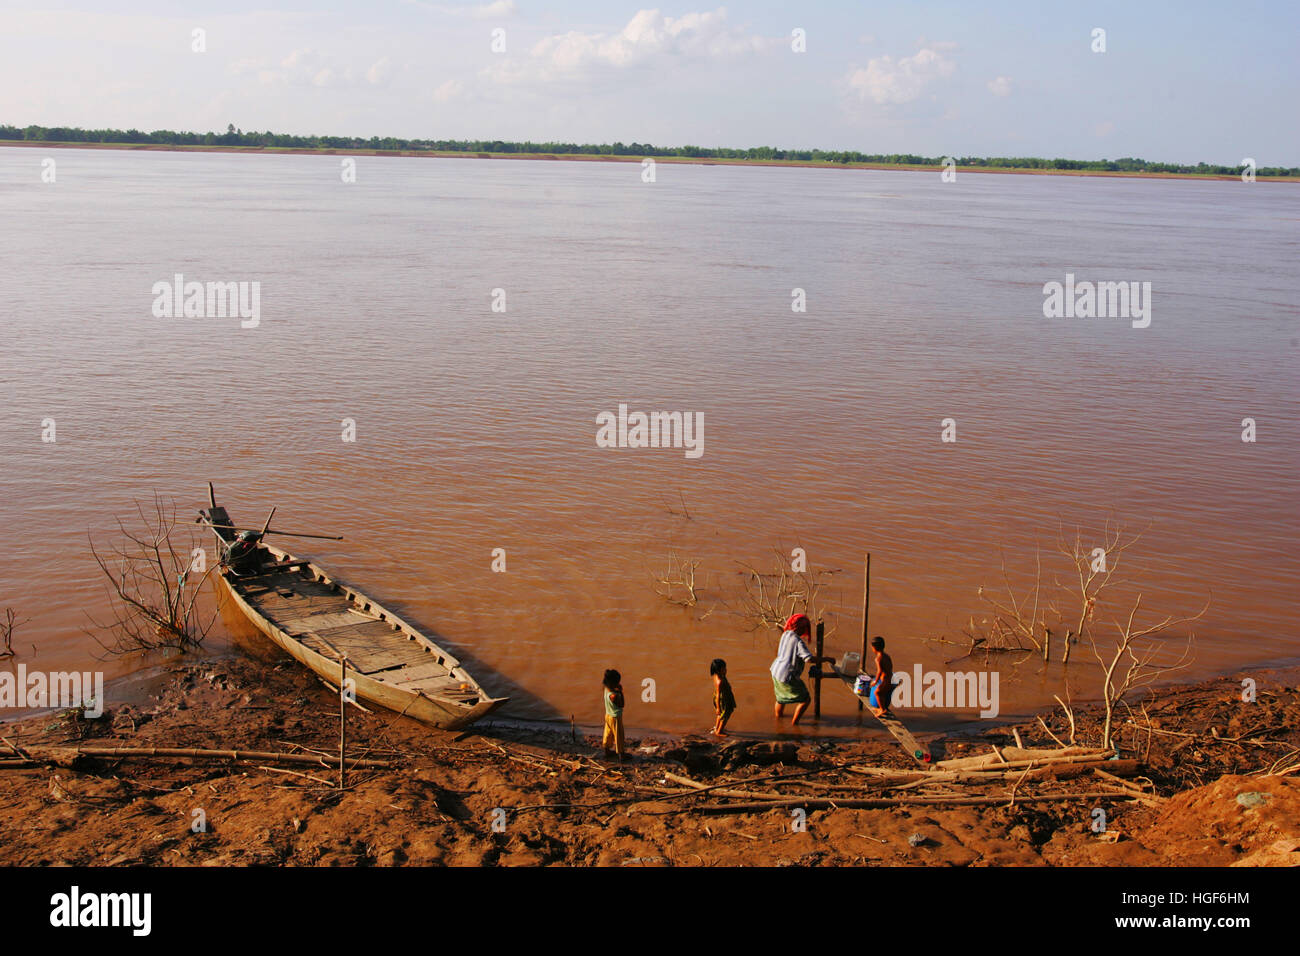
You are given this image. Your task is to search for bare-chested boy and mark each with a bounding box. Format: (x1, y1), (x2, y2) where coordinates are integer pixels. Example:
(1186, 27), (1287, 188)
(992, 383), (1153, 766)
(868, 636), (894, 718)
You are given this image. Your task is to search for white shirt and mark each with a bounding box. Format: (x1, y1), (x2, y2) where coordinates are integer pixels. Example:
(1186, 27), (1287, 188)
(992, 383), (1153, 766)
(770, 628), (814, 683)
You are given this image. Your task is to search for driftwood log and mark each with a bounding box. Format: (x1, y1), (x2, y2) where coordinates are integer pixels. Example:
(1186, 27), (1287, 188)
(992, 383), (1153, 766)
(935, 746), (1111, 770)
(636, 790), (1137, 815)
(7, 745), (391, 770)
(847, 757), (1138, 785)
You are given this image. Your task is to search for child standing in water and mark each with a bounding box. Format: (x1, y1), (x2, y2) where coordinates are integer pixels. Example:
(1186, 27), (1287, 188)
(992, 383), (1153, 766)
(868, 636), (895, 718)
(601, 669), (625, 760)
(710, 659), (736, 736)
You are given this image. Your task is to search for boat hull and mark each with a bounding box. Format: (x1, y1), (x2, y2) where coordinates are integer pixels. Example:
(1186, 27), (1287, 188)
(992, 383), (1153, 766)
(216, 576), (505, 730)
(200, 497), (506, 732)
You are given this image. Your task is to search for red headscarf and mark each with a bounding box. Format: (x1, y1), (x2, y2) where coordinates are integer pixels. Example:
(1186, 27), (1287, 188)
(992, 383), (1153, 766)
(784, 613), (810, 633)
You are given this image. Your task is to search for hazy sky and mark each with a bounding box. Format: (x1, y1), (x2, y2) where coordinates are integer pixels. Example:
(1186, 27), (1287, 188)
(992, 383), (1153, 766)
(2, 1), (1295, 164)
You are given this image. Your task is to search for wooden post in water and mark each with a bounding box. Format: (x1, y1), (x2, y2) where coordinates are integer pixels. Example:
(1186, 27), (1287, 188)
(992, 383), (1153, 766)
(859, 554), (872, 711)
(813, 619), (825, 719)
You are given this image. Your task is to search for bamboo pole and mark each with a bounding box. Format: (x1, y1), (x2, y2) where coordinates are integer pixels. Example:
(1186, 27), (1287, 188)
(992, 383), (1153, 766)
(936, 749), (1115, 772)
(859, 554), (871, 710)
(339, 656), (348, 790)
(511, 768), (827, 814)
(813, 619), (824, 719)
(846, 759), (1139, 785)
(15, 746), (390, 768)
(639, 790), (1136, 816)
(662, 771), (797, 802)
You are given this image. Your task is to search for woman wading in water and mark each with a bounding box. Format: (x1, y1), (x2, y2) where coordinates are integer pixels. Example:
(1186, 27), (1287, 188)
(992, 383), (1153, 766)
(769, 613), (835, 726)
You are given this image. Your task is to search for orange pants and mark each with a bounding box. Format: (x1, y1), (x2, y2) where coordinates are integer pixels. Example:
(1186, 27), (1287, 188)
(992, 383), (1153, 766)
(602, 714), (625, 755)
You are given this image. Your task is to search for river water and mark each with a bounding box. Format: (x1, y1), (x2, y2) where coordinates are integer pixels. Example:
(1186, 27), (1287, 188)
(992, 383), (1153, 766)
(2, 146), (1297, 735)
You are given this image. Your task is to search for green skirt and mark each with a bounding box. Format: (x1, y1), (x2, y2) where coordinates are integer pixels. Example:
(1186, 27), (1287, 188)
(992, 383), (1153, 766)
(772, 674), (811, 705)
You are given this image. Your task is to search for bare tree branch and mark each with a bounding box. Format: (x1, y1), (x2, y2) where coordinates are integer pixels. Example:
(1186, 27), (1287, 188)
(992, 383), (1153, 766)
(1090, 593), (1209, 749)
(85, 494), (219, 655)
(0, 608), (30, 659)
(650, 547), (703, 607)
(723, 548), (840, 638)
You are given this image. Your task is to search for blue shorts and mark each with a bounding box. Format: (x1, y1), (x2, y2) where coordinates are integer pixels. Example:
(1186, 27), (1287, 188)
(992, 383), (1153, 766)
(869, 682), (892, 710)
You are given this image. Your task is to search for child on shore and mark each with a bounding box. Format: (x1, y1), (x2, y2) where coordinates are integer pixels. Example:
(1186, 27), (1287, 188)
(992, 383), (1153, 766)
(710, 659), (736, 736)
(601, 669), (625, 760)
(868, 636), (895, 718)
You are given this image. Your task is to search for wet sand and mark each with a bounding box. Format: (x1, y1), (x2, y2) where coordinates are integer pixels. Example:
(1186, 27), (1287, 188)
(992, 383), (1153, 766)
(2, 655), (1295, 867)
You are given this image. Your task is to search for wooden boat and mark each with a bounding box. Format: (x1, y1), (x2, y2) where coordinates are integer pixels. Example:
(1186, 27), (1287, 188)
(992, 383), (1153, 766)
(198, 487), (506, 730)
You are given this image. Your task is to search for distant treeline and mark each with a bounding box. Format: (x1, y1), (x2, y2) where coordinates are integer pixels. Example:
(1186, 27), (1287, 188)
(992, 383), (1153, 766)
(3, 124), (1295, 177)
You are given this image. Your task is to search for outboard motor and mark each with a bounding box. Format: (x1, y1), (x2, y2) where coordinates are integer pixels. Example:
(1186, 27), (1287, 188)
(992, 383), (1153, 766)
(223, 530), (263, 575)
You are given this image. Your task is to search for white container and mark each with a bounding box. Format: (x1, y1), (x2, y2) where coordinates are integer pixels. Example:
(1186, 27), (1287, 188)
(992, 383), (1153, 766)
(838, 651), (861, 676)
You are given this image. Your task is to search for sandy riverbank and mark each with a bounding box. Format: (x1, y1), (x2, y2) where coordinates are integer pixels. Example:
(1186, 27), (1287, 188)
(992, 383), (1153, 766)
(1, 656), (1296, 867)
(2, 140), (1294, 183)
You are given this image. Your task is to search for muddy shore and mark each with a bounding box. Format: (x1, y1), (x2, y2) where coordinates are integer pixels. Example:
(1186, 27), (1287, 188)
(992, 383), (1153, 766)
(1, 657), (1296, 867)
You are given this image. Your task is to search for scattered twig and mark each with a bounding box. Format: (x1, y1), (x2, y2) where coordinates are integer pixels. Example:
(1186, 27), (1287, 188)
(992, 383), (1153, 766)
(1036, 716), (1068, 749)
(258, 765), (337, 788)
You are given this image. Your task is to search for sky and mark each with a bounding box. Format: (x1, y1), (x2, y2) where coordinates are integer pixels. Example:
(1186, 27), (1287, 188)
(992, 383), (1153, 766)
(1, 0), (1296, 165)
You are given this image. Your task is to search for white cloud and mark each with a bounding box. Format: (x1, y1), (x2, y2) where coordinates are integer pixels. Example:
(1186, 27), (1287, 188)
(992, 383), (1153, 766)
(367, 57), (394, 86)
(402, 0), (517, 18)
(232, 49), (395, 88)
(987, 75), (1012, 97)
(432, 78), (464, 102)
(845, 46), (956, 105)
(1095, 120), (1116, 137)
(487, 7), (775, 85)
(469, 0), (516, 17)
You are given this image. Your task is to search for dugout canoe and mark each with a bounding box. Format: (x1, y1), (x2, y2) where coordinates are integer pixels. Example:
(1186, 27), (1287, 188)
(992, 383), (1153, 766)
(198, 491), (506, 731)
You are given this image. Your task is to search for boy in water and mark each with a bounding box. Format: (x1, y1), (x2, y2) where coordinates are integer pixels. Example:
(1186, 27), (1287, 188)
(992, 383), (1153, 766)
(601, 669), (626, 760)
(868, 636), (895, 718)
(710, 659), (736, 736)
